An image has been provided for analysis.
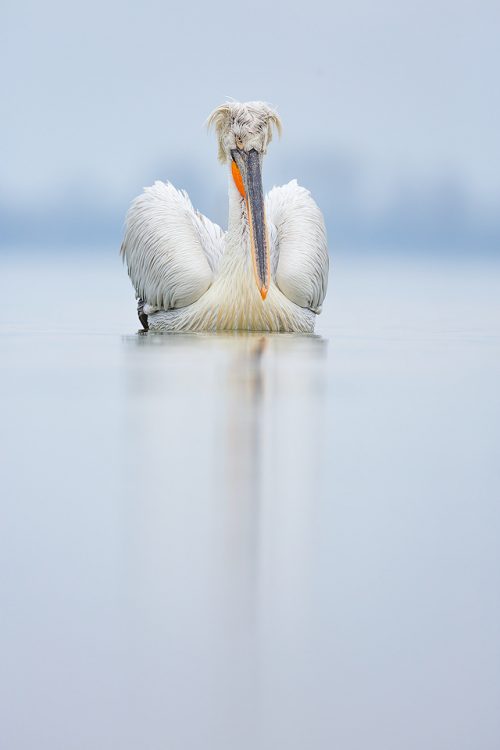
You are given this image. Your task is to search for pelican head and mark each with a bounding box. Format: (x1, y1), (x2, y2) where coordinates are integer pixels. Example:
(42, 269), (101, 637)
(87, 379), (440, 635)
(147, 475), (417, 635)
(207, 101), (282, 300)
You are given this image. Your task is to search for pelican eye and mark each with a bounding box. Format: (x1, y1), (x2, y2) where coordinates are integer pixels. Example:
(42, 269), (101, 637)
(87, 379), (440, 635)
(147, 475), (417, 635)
(236, 138), (244, 149)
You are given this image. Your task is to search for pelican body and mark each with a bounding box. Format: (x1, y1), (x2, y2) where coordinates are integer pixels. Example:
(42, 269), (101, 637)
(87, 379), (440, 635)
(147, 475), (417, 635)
(121, 102), (329, 332)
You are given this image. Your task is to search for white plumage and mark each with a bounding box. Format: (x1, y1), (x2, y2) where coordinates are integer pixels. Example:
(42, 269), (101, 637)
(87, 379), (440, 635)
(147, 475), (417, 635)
(121, 101), (329, 332)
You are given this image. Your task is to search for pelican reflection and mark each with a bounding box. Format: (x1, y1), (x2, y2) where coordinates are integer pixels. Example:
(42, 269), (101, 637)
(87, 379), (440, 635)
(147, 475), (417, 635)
(120, 332), (328, 739)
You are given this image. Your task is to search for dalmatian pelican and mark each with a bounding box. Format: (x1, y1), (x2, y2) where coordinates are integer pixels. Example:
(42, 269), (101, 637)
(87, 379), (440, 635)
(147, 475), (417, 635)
(121, 101), (329, 332)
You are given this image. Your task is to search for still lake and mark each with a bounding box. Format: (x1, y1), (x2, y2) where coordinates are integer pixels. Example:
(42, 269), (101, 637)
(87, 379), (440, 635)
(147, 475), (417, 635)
(1, 251), (499, 749)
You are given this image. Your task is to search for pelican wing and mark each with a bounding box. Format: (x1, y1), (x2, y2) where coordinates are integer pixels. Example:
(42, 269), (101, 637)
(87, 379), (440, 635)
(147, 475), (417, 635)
(266, 180), (328, 313)
(121, 181), (224, 310)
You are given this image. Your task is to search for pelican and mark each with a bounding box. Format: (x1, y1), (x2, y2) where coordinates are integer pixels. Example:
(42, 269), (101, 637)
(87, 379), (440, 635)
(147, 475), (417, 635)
(121, 101), (329, 332)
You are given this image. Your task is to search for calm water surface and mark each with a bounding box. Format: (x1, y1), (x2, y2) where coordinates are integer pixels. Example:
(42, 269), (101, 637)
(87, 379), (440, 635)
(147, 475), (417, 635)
(1, 253), (499, 749)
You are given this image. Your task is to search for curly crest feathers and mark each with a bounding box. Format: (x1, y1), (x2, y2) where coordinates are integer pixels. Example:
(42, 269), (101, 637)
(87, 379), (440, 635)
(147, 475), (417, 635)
(206, 103), (233, 162)
(206, 101), (282, 163)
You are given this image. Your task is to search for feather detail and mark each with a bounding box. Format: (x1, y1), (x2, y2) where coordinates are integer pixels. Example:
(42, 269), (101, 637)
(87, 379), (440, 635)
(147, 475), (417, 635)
(121, 102), (329, 332)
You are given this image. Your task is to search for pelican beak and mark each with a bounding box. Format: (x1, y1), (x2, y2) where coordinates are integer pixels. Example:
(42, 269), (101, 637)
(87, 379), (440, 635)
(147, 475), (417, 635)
(231, 148), (270, 300)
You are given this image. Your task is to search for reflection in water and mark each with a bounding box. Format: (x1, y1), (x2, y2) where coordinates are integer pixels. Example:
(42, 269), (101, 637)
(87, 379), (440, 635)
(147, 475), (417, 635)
(123, 331), (327, 508)
(3, 257), (500, 749)
(121, 332), (328, 748)
(224, 334), (266, 506)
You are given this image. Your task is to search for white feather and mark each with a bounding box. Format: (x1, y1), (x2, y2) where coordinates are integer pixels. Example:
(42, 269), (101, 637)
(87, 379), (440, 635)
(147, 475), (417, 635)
(267, 180), (328, 314)
(121, 181), (224, 310)
(121, 101), (329, 332)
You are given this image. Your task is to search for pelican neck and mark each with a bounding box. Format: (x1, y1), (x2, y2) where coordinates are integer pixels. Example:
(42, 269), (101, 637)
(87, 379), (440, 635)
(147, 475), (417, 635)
(226, 170), (249, 239)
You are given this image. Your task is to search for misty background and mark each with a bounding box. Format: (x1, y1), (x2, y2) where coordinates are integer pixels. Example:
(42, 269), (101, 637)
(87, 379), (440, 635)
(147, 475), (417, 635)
(2, 4), (500, 749)
(1, 0), (499, 255)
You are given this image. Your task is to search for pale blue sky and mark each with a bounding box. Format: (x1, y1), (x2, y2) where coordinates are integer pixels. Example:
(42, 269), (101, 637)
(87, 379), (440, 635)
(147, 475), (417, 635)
(1, 0), (499, 218)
